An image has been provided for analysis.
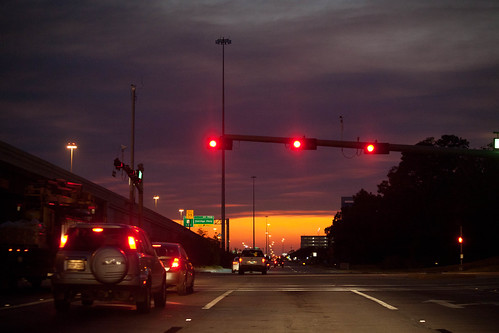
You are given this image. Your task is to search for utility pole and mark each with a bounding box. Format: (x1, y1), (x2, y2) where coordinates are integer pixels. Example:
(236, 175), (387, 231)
(252, 176), (256, 249)
(216, 37), (231, 251)
(130, 84), (136, 225)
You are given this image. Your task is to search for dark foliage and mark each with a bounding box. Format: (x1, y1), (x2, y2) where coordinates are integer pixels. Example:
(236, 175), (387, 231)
(326, 135), (499, 268)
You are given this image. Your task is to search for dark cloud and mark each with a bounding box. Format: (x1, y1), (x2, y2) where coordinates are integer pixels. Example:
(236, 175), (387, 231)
(1, 0), (498, 230)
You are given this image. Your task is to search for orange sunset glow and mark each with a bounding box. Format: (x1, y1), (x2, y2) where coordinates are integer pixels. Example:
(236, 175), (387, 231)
(186, 212), (336, 254)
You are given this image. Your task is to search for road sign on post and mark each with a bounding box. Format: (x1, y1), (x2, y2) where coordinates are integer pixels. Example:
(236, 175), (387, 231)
(186, 210), (194, 219)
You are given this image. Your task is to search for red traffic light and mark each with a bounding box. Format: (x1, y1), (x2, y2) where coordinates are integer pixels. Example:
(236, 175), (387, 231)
(206, 136), (233, 150)
(290, 138), (317, 150)
(363, 142), (390, 154)
(208, 138), (218, 149)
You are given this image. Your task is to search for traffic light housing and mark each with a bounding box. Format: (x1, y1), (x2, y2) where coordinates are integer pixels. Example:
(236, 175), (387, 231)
(114, 158), (124, 169)
(290, 138), (317, 150)
(364, 142), (390, 154)
(207, 136), (233, 150)
(136, 163), (144, 183)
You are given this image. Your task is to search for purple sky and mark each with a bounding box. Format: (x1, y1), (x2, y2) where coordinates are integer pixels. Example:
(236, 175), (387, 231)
(2, 1), (498, 229)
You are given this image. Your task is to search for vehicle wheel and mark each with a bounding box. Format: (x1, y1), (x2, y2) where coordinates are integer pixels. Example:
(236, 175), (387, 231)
(28, 277), (42, 289)
(187, 276), (194, 294)
(53, 288), (70, 312)
(82, 299), (94, 306)
(136, 284), (151, 313)
(154, 281), (167, 308)
(177, 277), (187, 296)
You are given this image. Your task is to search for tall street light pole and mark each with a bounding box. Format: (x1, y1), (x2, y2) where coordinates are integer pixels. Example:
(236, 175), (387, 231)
(251, 176), (256, 249)
(216, 37), (231, 251)
(265, 216), (269, 256)
(66, 142), (77, 173)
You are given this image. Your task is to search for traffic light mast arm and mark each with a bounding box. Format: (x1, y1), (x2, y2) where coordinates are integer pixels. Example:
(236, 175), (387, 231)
(223, 134), (498, 157)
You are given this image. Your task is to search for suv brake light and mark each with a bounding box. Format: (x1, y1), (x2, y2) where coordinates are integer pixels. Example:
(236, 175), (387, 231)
(171, 258), (180, 270)
(128, 236), (137, 250)
(60, 235), (68, 248)
(92, 227), (104, 232)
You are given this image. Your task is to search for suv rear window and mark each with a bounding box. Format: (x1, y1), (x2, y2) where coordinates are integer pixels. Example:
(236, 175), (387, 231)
(241, 249), (264, 257)
(64, 227), (130, 251)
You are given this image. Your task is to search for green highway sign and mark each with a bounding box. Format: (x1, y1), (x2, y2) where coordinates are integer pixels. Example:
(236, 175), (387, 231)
(183, 218), (193, 227)
(183, 216), (214, 226)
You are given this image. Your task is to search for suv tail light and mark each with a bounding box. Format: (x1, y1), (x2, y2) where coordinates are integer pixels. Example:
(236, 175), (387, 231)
(262, 258), (266, 264)
(170, 258), (180, 271)
(128, 236), (137, 250)
(60, 235), (68, 248)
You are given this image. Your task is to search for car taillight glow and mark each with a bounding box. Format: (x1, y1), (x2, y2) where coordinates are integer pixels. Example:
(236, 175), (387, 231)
(262, 258), (266, 263)
(60, 235), (68, 248)
(92, 227), (104, 232)
(171, 257), (180, 269)
(128, 236), (137, 250)
(239, 258), (242, 263)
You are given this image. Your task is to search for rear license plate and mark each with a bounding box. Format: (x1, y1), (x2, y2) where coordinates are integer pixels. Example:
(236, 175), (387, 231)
(248, 260), (256, 265)
(67, 259), (85, 271)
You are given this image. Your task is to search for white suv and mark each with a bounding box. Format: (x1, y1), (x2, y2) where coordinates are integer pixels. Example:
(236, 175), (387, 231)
(238, 249), (267, 275)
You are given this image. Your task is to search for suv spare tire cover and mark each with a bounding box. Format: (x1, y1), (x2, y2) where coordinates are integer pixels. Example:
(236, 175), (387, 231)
(91, 246), (128, 284)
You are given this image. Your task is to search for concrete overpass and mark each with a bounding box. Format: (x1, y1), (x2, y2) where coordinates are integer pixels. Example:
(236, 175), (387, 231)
(0, 140), (219, 266)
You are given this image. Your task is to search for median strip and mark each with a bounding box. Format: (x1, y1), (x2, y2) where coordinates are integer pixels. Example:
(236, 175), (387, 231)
(351, 290), (398, 310)
(202, 290), (234, 310)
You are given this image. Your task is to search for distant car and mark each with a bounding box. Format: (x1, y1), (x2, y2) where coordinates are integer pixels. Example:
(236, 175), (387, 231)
(152, 242), (194, 295)
(52, 223), (166, 313)
(238, 248), (267, 275)
(273, 256), (285, 267)
(232, 257), (240, 273)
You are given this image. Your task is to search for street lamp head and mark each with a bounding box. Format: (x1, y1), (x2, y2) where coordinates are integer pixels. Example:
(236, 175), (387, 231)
(67, 143), (77, 149)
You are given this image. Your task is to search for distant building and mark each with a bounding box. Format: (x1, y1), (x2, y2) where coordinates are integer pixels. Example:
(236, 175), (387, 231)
(301, 235), (329, 248)
(341, 196), (354, 209)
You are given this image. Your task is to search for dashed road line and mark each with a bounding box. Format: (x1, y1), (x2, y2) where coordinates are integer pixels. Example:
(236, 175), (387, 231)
(351, 289), (398, 310)
(202, 290), (234, 310)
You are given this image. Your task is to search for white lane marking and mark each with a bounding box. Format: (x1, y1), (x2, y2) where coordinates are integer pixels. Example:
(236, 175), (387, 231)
(424, 300), (464, 309)
(1, 298), (53, 311)
(202, 290), (234, 310)
(351, 289), (398, 310)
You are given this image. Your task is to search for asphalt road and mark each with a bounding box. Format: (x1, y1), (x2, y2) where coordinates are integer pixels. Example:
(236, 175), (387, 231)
(1, 263), (498, 333)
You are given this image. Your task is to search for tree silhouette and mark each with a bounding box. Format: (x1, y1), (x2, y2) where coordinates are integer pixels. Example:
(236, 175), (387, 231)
(327, 135), (499, 268)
